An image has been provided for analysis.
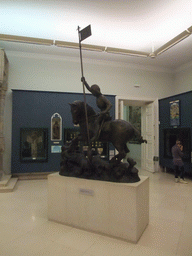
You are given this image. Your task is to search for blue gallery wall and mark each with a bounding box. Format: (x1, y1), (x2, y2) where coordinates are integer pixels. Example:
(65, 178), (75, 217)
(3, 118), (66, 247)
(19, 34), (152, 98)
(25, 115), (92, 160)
(12, 90), (115, 174)
(159, 91), (192, 174)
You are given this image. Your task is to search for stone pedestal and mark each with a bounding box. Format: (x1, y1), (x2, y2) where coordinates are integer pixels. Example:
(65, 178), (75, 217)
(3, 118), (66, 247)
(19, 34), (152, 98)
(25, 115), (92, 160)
(48, 173), (149, 243)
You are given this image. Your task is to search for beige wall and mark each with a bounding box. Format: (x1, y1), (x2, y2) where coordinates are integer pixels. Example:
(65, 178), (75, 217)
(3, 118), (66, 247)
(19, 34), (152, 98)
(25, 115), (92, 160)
(174, 62), (192, 94)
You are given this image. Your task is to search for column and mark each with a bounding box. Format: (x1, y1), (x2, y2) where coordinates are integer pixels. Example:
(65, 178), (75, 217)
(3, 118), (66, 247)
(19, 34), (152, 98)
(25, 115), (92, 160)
(0, 87), (6, 180)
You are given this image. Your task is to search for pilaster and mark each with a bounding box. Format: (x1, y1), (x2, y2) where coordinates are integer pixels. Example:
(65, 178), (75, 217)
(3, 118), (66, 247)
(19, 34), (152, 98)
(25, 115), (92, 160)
(0, 49), (9, 180)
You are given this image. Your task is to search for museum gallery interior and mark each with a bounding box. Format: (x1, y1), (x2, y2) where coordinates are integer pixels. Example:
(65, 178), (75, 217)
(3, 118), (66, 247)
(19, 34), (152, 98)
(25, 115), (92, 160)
(0, 1), (192, 255)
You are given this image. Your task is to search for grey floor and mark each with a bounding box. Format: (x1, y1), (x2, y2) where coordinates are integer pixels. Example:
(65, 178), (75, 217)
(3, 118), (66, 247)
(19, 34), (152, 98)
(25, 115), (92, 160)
(0, 169), (192, 256)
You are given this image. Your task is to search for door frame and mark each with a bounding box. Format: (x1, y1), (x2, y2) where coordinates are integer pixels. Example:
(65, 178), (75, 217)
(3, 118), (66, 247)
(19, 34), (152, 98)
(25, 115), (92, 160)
(115, 96), (159, 172)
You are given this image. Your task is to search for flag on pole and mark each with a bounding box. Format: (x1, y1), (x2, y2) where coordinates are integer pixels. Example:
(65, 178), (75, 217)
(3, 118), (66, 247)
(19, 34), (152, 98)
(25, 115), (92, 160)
(79, 25), (92, 42)
(78, 24), (92, 153)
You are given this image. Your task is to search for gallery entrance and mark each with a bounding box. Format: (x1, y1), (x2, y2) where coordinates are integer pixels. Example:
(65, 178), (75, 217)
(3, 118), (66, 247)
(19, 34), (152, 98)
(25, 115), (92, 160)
(115, 96), (159, 172)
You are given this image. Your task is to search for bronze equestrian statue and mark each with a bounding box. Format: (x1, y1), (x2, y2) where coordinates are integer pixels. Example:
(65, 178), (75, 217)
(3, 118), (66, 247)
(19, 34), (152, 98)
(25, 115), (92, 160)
(60, 100), (147, 182)
(69, 100), (147, 163)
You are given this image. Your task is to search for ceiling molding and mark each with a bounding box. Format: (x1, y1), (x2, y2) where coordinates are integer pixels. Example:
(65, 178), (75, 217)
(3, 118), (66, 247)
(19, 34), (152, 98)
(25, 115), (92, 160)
(187, 25), (192, 33)
(153, 30), (191, 56)
(0, 25), (192, 59)
(0, 34), (53, 46)
(55, 40), (105, 52)
(105, 47), (149, 58)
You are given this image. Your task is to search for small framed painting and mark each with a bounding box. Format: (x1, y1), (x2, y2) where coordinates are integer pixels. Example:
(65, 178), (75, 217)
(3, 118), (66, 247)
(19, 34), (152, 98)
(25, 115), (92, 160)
(170, 100), (180, 126)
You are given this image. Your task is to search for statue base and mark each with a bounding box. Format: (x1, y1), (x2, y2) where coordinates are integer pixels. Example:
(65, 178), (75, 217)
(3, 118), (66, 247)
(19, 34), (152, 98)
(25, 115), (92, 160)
(48, 172), (149, 243)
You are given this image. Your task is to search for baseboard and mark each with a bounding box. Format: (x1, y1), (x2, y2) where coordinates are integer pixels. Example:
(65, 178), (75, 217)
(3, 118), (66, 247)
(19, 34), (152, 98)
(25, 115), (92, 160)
(12, 172), (57, 180)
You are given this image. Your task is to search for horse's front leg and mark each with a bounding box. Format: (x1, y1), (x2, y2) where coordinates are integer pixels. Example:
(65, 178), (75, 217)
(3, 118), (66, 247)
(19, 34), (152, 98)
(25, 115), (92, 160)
(110, 153), (125, 164)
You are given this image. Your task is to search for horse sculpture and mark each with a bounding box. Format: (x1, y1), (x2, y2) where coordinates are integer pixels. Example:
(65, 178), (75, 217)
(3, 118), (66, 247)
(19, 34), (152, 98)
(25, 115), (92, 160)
(69, 100), (147, 163)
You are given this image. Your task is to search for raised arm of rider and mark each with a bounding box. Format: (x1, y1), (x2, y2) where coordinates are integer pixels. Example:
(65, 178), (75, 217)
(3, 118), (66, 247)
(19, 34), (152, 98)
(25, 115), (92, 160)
(81, 77), (91, 92)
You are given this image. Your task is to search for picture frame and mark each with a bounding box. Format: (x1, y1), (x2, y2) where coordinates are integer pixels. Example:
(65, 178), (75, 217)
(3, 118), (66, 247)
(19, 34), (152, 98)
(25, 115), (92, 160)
(170, 100), (180, 126)
(51, 113), (62, 141)
(20, 128), (48, 162)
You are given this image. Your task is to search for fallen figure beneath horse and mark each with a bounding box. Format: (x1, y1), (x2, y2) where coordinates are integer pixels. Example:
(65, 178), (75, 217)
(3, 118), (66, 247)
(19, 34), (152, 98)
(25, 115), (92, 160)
(60, 100), (147, 183)
(60, 143), (140, 182)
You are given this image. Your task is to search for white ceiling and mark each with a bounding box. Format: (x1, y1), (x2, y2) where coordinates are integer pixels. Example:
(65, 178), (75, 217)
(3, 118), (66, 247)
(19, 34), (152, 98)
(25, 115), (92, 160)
(1, 0), (192, 71)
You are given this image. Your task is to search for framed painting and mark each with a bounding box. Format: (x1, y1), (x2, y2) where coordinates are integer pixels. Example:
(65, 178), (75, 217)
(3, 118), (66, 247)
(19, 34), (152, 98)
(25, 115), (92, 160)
(170, 100), (180, 126)
(51, 113), (62, 141)
(20, 128), (48, 162)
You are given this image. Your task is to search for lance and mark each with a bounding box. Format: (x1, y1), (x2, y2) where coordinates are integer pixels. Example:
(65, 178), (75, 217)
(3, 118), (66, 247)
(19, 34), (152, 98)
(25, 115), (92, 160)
(77, 25), (92, 149)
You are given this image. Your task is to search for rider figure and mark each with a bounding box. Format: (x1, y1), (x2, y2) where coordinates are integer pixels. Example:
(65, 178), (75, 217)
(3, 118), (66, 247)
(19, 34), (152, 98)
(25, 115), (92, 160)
(81, 77), (112, 141)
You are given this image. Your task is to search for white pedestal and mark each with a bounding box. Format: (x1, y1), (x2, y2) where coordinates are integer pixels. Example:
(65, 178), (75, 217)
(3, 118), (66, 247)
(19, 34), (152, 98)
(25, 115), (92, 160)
(48, 173), (149, 243)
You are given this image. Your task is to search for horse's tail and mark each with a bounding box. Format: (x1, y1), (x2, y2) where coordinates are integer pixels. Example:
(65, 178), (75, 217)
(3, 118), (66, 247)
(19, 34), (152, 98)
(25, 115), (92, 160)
(139, 137), (147, 144)
(133, 126), (147, 144)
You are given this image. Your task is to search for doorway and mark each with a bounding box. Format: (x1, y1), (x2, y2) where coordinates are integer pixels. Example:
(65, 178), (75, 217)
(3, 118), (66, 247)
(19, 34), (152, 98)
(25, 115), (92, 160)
(115, 96), (159, 172)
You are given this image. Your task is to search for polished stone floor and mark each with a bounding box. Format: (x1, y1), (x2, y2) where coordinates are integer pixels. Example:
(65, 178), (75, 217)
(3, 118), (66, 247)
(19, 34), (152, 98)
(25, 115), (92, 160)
(0, 169), (192, 256)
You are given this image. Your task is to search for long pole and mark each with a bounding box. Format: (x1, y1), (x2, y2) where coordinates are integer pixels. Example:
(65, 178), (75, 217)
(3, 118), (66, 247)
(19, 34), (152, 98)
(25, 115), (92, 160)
(77, 26), (91, 148)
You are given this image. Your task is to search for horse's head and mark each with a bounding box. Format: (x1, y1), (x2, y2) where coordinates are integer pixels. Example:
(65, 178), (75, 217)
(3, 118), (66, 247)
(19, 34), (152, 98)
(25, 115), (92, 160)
(69, 100), (96, 125)
(69, 100), (82, 125)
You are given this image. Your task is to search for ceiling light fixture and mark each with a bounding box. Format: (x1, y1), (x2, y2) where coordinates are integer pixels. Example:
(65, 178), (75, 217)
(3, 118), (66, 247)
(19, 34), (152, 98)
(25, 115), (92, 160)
(0, 34), (53, 45)
(105, 47), (149, 58)
(55, 40), (105, 52)
(154, 30), (190, 56)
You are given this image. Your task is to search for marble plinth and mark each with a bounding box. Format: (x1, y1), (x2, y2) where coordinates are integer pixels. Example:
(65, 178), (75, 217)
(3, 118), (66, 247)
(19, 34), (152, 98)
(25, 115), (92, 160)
(48, 172), (149, 243)
(0, 175), (18, 192)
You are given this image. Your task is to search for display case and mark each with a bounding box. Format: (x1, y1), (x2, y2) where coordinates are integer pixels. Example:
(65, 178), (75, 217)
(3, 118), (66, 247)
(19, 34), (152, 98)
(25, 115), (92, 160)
(64, 128), (109, 160)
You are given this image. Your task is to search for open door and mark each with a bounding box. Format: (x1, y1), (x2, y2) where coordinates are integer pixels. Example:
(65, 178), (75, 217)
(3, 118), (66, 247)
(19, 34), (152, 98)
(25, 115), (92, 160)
(116, 96), (159, 173)
(141, 99), (159, 172)
(141, 103), (154, 172)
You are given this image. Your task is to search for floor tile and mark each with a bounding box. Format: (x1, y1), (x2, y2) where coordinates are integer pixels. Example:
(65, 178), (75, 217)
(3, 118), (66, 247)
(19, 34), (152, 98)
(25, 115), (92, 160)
(27, 220), (73, 242)
(176, 220), (192, 256)
(129, 245), (176, 256)
(1, 234), (82, 256)
(56, 228), (101, 252)
(85, 235), (135, 256)
(138, 217), (182, 254)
